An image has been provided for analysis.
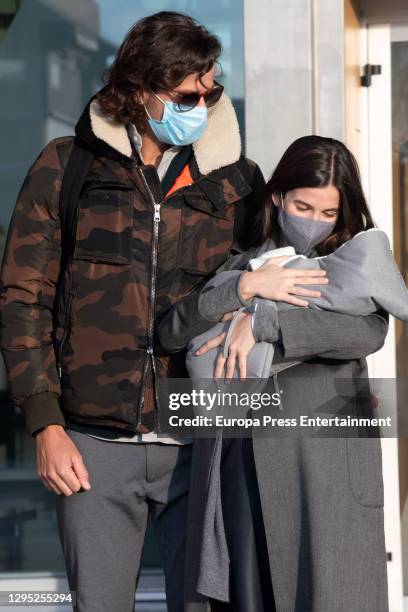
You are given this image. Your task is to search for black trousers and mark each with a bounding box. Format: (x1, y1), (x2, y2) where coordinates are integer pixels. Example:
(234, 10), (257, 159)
(210, 436), (276, 612)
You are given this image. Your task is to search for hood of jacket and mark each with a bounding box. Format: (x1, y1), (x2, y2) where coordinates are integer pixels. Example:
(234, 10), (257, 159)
(74, 86), (242, 176)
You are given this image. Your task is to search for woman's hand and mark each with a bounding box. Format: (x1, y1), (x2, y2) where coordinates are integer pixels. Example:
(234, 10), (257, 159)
(239, 255), (329, 307)
(194, 311), (237, 360)
(195, 311), (255, 382)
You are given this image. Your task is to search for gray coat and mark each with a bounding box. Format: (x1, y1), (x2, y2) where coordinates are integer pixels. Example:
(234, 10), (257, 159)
(158, 238), (390, 612)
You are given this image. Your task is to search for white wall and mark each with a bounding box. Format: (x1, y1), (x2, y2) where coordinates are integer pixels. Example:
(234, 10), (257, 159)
(243, 0), (345, 177)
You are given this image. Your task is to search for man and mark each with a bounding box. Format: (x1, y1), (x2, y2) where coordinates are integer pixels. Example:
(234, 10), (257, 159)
(0, 11), (265, 612)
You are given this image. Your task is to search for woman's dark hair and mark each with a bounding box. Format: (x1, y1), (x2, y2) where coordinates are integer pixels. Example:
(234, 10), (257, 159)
(249, 135), (375, 255)
(95, 11), (221, 129)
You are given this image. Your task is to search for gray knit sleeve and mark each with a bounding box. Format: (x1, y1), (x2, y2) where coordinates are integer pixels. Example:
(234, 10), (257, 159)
(197, 270), (253, 321)
(251, 298), (281, 343)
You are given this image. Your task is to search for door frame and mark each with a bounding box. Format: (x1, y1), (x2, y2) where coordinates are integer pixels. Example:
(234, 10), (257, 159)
(359, 21), (404, 612)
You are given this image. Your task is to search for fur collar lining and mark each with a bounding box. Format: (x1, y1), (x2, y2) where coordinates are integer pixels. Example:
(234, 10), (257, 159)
(88, 92), (241, 175)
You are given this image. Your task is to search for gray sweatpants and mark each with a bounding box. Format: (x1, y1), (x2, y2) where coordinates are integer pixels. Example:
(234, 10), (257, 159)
(55, 428), (193, 612)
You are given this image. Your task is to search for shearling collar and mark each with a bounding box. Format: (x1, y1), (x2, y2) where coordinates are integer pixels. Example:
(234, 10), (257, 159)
(74, 89), (241, 176)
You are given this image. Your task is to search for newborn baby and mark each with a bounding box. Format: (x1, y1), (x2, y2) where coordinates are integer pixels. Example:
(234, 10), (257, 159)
(186, 228), (408, 381)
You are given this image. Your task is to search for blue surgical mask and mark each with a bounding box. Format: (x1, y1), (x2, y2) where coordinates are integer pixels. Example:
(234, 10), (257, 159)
(144, 90), (208, 146)
(277, 193), (336, 254)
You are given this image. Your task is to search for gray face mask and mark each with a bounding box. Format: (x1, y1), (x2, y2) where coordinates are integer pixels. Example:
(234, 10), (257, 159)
(277, 193), (336, 254)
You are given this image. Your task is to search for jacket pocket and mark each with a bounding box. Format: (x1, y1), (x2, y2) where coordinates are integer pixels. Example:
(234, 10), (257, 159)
(346, 437), (384, 507)
(177, 166), (252, 275)
(73, 179), (133, 265)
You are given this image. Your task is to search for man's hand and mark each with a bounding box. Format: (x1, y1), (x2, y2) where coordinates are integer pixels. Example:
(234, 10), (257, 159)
(36, 425), (91, 496)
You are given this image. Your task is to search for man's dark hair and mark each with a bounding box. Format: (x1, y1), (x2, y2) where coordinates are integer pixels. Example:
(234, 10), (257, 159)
(95, 11), (222, 129)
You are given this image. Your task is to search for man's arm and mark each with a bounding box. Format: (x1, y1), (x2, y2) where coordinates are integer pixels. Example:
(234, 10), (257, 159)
(0, 139), (66, 437)
(157, 158), (265, 352)
(157, 260), (251, 352)
(253, 299), (389, 360)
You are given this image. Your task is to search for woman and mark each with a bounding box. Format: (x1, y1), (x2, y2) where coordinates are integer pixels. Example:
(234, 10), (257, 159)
(158, 136), (390, 612)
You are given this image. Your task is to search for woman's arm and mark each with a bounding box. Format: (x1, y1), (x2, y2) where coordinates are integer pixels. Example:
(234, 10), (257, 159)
(253, 298), (389, 360)
(158, 257), (329, 352)
(198, 303), (389, 382)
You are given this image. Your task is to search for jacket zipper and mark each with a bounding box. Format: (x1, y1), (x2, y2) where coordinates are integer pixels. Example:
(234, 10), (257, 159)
(139, 168), (162, 431)
(57, 289), (74, 379)
(123, 160), (162, 430)
(122, 158), (211, 431)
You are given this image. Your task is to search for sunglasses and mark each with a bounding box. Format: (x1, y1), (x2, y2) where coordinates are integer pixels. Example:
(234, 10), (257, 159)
(150, 81), (224, 113)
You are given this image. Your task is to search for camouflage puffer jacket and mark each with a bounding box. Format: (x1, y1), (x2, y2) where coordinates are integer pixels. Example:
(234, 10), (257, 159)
(0, 89), (265, 436)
